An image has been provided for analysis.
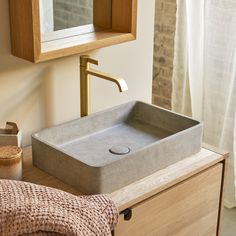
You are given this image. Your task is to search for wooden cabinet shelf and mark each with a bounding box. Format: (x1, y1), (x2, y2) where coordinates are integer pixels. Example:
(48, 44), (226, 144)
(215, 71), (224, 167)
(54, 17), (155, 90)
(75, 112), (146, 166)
(8, 0), (137, 63)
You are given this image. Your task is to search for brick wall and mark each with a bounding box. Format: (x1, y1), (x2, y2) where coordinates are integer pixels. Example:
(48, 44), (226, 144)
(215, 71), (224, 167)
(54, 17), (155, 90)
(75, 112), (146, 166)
(152, 0), (177, 109)
(53, 0), (93, 31)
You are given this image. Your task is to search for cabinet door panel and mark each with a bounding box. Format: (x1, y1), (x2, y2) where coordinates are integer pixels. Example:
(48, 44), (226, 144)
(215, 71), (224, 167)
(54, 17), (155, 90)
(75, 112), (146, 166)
(115, 164), (223, 236)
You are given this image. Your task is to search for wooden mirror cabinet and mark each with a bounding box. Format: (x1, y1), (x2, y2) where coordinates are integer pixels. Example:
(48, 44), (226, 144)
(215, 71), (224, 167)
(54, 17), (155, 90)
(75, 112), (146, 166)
(9, 0), (137, 63)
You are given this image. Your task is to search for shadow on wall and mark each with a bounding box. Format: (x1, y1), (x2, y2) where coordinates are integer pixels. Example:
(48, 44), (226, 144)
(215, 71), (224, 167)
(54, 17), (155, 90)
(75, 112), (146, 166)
(0, 0), (56, 146)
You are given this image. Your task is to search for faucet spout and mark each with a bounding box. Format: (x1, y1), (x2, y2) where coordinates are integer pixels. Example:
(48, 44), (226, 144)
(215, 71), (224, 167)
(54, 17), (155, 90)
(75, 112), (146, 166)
(86, 68), (128, 92)
(80, 55), (128, 117)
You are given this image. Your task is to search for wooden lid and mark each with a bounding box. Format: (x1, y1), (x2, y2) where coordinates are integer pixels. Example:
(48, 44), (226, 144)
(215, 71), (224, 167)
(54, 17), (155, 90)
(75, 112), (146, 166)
(0, 146), (22, 160)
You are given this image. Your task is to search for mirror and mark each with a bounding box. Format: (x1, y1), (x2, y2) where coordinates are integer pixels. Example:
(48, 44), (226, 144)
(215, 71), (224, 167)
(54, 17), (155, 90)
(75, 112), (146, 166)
(9, 0), (137, 63)
(53, 0), (93, 31)
(40, 0), (111, 41)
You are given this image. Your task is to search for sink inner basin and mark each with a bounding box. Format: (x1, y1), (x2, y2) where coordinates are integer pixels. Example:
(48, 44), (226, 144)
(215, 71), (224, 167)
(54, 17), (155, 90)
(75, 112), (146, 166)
(59, 121), (172, 167)
(32, 101), (202, 194)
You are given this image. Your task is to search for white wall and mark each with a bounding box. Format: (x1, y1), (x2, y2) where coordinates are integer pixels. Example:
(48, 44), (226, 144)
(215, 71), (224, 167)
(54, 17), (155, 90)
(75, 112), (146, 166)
(0, 0), (155, 146)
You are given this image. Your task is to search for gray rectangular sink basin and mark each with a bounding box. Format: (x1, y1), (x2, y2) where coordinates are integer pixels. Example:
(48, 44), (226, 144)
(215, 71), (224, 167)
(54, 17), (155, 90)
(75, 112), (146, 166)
(32, 101), (202, 194)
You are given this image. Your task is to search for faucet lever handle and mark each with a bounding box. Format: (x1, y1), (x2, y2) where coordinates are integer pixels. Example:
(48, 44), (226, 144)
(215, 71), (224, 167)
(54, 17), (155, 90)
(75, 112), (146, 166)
(80, 55), (99, 67)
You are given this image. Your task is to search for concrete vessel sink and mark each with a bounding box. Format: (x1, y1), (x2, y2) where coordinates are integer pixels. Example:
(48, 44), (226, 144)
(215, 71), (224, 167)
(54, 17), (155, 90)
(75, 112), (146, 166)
(32, 101), (202, 194)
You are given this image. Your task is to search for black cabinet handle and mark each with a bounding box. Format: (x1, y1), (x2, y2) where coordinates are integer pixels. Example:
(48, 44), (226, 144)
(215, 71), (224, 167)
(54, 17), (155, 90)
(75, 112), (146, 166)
(121, 208), (132, 221)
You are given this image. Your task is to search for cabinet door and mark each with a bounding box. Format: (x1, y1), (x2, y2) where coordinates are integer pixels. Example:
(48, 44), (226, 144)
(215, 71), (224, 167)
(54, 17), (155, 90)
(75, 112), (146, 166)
(115, 164), (223, 236)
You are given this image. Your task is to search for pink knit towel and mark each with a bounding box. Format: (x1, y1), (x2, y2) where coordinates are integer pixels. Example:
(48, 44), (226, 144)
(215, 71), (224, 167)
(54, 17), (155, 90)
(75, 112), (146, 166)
(0, 180), (119, 236)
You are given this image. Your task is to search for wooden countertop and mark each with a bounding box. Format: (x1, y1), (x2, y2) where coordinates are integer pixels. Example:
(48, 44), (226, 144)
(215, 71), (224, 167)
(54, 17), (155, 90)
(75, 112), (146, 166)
(22, 146), (227, 211)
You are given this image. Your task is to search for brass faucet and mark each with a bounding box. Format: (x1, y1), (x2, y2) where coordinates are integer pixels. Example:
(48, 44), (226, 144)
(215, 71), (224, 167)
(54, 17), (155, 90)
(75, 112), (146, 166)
(80, 55), (128, 117)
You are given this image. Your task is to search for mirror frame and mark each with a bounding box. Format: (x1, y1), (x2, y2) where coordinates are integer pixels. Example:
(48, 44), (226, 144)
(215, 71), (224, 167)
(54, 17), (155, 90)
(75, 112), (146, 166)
(9, 0), (137, 63)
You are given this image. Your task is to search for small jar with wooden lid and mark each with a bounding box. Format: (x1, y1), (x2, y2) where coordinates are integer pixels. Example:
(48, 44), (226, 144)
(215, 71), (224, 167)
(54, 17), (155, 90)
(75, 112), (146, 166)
(0, 146), (22, 180)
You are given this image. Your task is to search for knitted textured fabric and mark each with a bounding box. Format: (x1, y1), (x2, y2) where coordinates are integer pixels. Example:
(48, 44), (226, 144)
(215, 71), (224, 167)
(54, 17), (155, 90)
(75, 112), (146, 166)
(0, 180), (119, 236)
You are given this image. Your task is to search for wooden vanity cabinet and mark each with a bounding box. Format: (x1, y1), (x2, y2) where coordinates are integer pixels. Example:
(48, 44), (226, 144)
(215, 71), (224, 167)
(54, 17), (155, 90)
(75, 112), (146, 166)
(114, 164), (223, 236)
(23, 146), (227, 236)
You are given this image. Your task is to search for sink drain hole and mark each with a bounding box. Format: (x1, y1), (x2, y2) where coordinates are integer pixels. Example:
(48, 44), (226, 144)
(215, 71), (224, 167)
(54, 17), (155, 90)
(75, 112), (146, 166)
(109, 145), (131, 155)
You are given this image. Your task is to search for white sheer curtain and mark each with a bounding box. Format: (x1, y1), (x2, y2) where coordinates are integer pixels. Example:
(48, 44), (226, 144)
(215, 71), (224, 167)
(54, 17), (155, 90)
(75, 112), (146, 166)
(173, 0), (236, 207)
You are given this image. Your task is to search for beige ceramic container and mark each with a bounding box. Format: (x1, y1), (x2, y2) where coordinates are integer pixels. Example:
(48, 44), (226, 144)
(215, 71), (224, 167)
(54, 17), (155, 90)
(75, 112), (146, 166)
(0, 122), (22, 147)
(0, 146), (22, 180)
